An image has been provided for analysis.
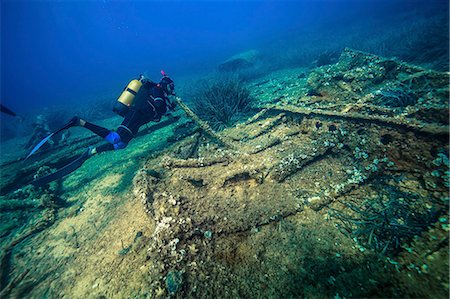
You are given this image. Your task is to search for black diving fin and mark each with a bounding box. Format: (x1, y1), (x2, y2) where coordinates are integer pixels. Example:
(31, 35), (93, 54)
(30, 149), (91, 187)
(25, 118), (75, 160)
(0, 104), (17, 117)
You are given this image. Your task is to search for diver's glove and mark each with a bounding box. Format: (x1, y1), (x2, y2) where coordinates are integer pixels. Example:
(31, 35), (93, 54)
(167, 96), (177, 111)
(168, 100), (177, 111)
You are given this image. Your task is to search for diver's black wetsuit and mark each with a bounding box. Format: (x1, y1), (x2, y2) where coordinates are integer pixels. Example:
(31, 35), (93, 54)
(82, 80), (170, 153)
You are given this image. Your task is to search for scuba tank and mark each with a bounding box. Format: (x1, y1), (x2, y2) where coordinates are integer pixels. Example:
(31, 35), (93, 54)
(113, 77), (143, 117)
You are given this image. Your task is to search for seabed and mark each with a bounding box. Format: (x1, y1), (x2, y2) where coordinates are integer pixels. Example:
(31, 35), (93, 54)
(0, 49), (448, 298)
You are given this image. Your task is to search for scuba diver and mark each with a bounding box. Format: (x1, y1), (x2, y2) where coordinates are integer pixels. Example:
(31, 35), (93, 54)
(29, 71), (176, 187)
(24, 114), (54, 151)
(68, 73), (176, 156)
(24, 114), (71, 152)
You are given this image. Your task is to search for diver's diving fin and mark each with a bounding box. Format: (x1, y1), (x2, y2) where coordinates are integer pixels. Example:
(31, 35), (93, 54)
(25, 132), (55, 160)
(25, 119), (75, 160)
(30, 150), (90, 187)
(0, 104), (17, 117)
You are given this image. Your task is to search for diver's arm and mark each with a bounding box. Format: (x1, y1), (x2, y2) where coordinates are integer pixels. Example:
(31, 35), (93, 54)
(142, 80), (157, 88)
(166, 96), (177, 111)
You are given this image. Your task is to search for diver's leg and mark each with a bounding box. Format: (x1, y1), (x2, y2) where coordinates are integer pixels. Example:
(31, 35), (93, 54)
(82, 121), (111, 138)
(86, 134), (127, 157)
(69, 116), (111, 138)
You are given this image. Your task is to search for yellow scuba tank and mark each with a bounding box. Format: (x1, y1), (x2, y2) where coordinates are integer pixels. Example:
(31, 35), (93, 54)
(118, 79), (142, 106)
(113, 79), (143, 117)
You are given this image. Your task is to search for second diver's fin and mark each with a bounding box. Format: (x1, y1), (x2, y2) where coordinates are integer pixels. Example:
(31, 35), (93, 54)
(30, 150), (91, 187)
(25, 132), (55, 160)
(25, 118), (76, 160)
(0, 104), (17, 116)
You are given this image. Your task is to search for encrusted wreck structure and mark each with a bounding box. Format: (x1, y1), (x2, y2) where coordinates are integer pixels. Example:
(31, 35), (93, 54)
(134, 49), (449, 298)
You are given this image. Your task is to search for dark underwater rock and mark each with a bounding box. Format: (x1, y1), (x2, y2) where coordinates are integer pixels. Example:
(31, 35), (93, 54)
(219, 58), (253, 72)
(313, 50), (339, 67)
(218, 49), (261, 72)
(306, 88), (322, 97)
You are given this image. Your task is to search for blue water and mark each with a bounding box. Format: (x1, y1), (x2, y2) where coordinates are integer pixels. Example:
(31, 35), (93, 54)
(1, 0), (448, 117)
